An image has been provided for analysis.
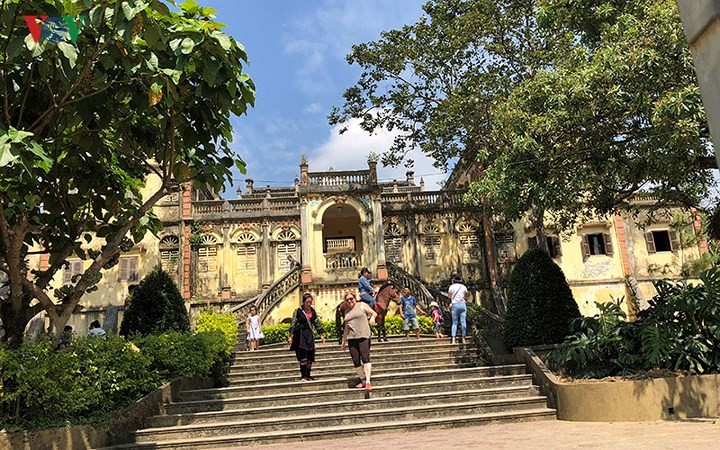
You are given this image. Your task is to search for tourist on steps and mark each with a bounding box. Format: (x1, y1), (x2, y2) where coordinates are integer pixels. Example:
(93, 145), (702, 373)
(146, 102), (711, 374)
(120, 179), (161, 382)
(400, 287), (426, 340)
(288, 292), (325, 381)
(448, 275), (469, 344)
(341, 292), (377, 391)
(358, 267), (376, 309)
(430, 301), (444, 339)
(246, 306), (263, 351)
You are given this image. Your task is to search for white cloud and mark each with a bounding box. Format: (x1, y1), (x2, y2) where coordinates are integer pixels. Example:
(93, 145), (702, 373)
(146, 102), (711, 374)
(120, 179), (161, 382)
(309, 118), (447, 190)
(282, 0), (426, 95)
(304, 103), (324, 114)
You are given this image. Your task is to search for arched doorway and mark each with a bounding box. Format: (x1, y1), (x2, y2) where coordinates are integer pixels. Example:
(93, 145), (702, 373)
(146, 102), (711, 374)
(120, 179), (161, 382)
(321, 203), (363, 271)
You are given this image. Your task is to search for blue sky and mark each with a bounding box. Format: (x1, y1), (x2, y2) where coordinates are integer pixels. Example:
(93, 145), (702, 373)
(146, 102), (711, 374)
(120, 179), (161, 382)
(202, 0), (449, 197)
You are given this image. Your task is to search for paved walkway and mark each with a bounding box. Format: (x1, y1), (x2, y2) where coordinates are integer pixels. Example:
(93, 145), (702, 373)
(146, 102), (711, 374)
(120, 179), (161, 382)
(250, 420), (720, 449)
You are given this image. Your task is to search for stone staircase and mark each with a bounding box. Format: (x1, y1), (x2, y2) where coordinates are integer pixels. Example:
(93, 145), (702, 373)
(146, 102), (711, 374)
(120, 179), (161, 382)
(103, 338), (555, 449)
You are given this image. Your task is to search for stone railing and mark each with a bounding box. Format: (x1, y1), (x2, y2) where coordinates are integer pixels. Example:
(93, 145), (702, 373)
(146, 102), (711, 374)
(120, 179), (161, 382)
(230, 265), (301, 324)
(308, 170), (370, 187)
(386, 261), (447, 310)
(192, 198), (300, 219)
(381, 190), (466, 210)
(326, 238), (355, 252)
(324, 252), (361, 270)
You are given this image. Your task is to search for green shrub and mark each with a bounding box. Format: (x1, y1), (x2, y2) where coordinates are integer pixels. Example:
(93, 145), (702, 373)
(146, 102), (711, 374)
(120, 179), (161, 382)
(261, 323), (291, 344)
(120, 267), (190, 337)
(549, 268), (720, 378)
(0, 329), (232, 430)
(196, 309), (239, 354)
(0, 335), (159, 430)
(260, 316), (434, 345)
(504, 249), (581, 349)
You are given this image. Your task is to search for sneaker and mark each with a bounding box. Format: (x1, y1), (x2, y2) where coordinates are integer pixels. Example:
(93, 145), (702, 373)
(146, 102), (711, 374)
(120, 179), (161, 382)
(306, 376), (315, 381)
(365, 382), (372, 391)
(300, 378), (307, 382)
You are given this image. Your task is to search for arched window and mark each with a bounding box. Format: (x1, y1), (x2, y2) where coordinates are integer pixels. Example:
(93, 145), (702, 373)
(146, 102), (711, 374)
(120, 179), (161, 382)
(235, 233), (257, 273)
(384, 223), (403, 264)
(159, 235), (180, 274)
(422, 224), (442, 263)
(197, 235), (218, 273)
(276, 230), (297, 273)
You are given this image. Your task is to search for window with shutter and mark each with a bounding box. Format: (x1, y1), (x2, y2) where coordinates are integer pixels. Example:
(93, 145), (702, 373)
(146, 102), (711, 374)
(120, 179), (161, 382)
(63, 260), (83, 285)
(118, 256), (139, 282)
(198, 247), (217, 273)
(551, 236), (562, 258)
(668, 231), (680, 252)
(648, 230), (674, 252)
(384, 237), (403, 263)
(459, 233), (479, 262)
(160, 249), (179, 273)
(603, 233), (613, 256)
(237, 245), (257, 272)
(583, 233), (611, 257)
(423, 235), (441, 262)
(276, 243), (295, 272)
(645, 232), (656, 254)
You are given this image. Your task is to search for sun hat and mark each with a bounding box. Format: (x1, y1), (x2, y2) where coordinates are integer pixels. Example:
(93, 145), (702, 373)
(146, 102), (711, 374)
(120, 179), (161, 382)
(429, 301), (439, 307)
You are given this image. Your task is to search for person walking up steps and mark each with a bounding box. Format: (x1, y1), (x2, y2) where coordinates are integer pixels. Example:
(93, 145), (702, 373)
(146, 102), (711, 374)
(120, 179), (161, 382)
(430, 301), (444, 339)
(289, 293), (325, 381)
(246, 306), (263, 351)
(341, 292), (377, 390)
(400, 287), (426, 340)
(448, 275), (469, 344)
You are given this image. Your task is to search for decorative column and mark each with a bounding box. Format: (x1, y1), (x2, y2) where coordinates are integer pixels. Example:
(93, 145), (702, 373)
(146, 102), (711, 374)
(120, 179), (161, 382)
(372, 195), (387, 280)
(260, 221), (272, 287)
(221, 223), (231, 299)
(181, 182), (193, 300)
(300, 199), (312, 284)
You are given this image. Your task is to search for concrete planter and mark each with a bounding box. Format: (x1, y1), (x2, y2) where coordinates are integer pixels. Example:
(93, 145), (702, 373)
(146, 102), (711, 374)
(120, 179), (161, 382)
(0, 377), (214, 450)
(516, 347), (720, 421)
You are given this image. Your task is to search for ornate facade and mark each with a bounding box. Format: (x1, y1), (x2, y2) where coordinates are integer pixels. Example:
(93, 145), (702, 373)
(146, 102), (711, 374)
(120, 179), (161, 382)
(41, 159), (710, 334)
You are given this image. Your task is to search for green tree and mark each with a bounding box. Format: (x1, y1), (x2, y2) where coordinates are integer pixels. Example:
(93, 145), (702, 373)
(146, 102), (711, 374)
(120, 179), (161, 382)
(330, 0), (572, 306)
(120, 266), (189, 336)
(0, 0), (254, 345)
(504, 249), (580, 348)
(470, 0), (715, 236)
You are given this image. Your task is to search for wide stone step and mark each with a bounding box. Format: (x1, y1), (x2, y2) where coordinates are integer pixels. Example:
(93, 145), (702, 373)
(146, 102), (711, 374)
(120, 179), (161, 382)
(234, 341), (470, 364)
(181, 365), (527, 401)
(233, 336), (455, 355)
(170, 374), (533, 413)
(230, 354), (466, 378)
(235, 348), (474, 370)
(149, 385), (539, 428)
(103, 409), (556, 449)
(229, 360), (475, 385)
(136, 397), (549, 442)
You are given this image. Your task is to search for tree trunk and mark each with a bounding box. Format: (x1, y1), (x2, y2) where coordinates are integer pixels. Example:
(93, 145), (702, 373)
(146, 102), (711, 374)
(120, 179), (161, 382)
(533, 207), (549, 254)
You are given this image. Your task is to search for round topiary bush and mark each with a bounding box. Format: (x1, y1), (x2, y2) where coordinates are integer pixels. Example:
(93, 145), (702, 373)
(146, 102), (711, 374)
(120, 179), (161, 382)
(120, 266), (190, 336)
(504, 248), (580, 349)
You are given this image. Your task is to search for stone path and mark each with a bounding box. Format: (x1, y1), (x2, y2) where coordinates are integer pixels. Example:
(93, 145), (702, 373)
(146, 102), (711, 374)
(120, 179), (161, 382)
(249, 419), (719, 449)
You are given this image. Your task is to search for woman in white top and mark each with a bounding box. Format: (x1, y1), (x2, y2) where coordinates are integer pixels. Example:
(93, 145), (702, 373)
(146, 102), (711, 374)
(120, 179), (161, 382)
(448, 275), (468, 344)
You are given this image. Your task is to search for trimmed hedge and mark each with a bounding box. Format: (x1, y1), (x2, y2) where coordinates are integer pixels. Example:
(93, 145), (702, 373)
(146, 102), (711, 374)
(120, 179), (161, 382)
(120, 267), (190, 337)
(196, 309), (239, 354)
(260, 316), (434, 344)
(0, 330), (229, 431)
(504, 249), (581, 349)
